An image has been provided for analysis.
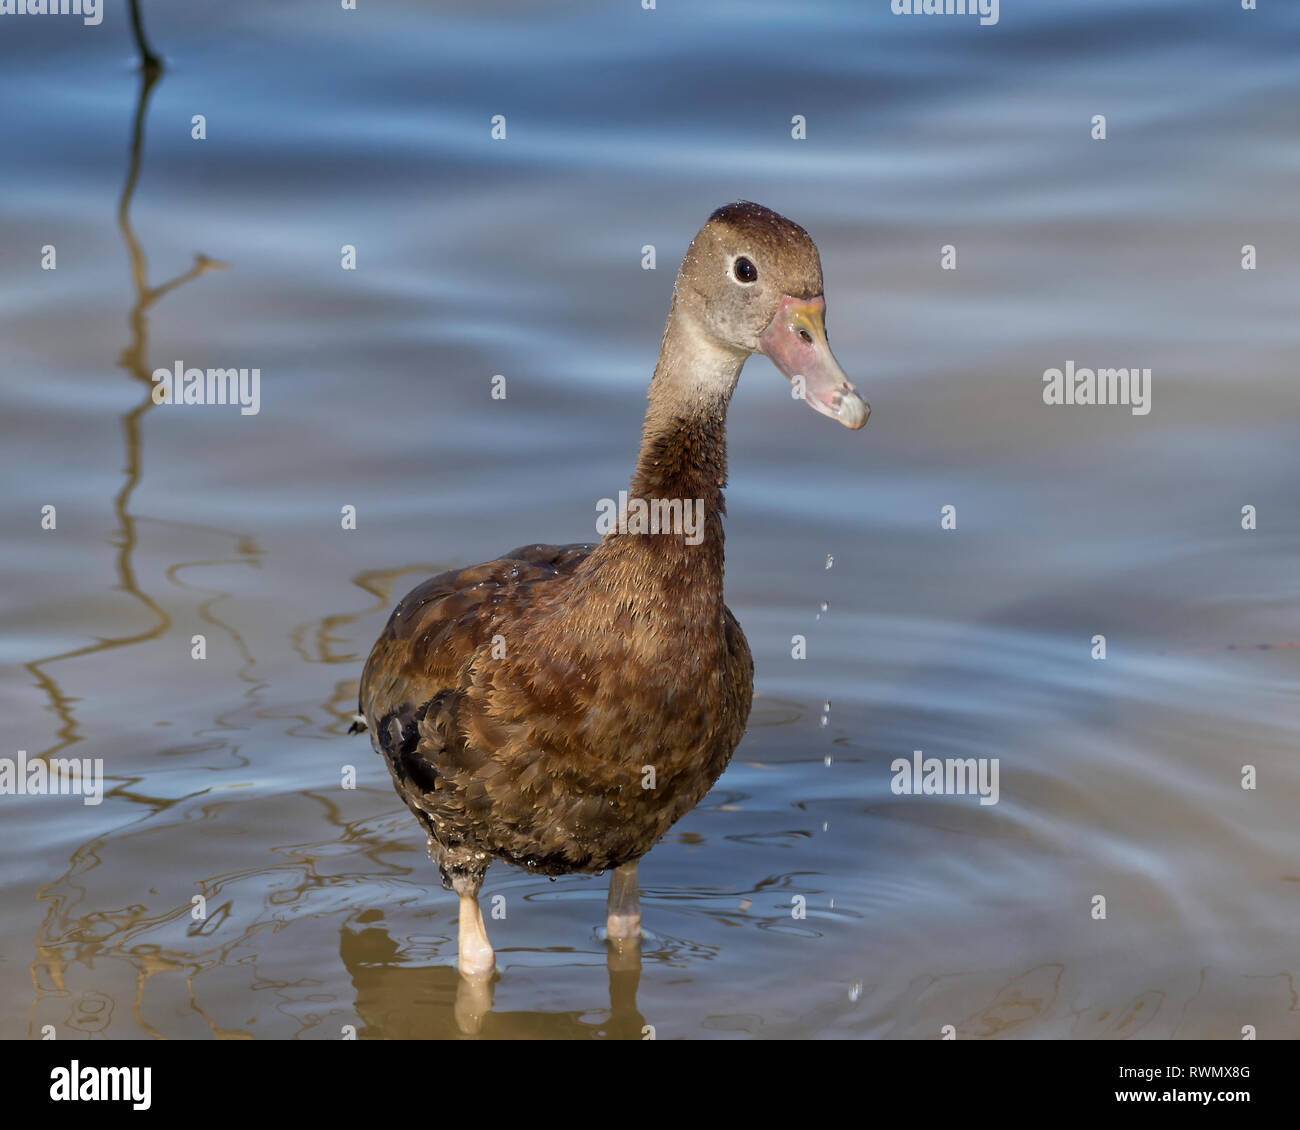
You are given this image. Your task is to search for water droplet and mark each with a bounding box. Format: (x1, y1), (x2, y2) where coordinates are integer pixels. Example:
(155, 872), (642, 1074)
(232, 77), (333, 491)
(825, 555), (834, 570)
(829, 897), (835, 909)
(824, 754), (833, 767)
(822, 821), (829, 832)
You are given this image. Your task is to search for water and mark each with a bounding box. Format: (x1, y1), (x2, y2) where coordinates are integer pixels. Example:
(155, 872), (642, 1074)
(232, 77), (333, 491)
(2, 0), (1298, 1040)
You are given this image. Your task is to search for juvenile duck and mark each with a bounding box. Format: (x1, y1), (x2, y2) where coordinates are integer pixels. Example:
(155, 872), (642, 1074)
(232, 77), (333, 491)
(355, 202), (867, 975)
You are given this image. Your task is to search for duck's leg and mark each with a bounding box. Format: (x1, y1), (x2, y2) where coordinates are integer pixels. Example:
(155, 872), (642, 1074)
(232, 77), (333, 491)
(452, 874), (495, 977)
(606, 861), (641, 940)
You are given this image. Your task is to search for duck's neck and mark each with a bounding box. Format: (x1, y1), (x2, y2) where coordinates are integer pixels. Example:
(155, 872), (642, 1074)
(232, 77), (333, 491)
(579, 299), (747, 616)
(630, 298), (746, 515)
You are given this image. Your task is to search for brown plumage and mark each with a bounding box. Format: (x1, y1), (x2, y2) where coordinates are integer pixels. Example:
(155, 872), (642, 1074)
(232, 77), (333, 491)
(355, 202), (868, 975)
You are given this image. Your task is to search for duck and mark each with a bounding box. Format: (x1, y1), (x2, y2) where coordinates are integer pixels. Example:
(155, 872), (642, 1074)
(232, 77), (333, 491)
(353, 201), (868, 976)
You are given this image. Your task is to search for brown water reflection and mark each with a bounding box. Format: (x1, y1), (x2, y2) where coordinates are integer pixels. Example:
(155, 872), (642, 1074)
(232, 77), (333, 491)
(289, 565), (440, 734)
(343, 921), (647, 1039)
(26, 5), (244, 1037)
(23, 2), (229, 763)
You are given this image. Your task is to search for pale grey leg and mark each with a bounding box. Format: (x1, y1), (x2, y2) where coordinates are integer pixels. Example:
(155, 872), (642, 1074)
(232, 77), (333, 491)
(452, 875), (495, 977)
(606, 861), (642, 940)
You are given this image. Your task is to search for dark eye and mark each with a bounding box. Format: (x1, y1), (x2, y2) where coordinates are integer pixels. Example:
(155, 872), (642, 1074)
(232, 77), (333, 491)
(733, 256), (757, 283)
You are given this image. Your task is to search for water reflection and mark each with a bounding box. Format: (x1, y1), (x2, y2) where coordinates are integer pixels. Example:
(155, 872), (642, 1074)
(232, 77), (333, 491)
(25, 4), (255, 1036)
(342, 916), (646, 1038)
(290, 565), (441, 733)
(23, 3), (227, 763)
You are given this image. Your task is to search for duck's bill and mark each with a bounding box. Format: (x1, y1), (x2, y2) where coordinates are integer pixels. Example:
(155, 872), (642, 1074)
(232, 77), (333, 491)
(758, 295), (869, 429)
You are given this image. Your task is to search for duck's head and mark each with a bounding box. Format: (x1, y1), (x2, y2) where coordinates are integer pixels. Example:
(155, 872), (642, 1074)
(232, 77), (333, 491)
(675, 201), (869, 430)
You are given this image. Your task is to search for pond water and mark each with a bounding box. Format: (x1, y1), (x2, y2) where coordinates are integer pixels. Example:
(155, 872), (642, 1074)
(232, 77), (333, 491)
(2, 0), (1297, 1039)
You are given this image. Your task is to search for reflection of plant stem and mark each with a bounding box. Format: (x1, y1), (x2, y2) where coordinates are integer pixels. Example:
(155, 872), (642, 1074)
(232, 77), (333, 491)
(24, 18), (224, 760)
(289, 565), (441, 731)
(127, 0), (162, 76)
(28, 18), (252, 1033)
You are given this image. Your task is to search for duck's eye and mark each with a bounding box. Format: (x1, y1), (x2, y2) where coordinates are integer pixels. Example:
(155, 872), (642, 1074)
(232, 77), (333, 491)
(733, 256), (757, 283)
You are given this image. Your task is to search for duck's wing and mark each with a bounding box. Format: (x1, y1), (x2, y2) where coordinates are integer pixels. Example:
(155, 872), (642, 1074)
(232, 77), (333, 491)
(355, 542), (593, 744)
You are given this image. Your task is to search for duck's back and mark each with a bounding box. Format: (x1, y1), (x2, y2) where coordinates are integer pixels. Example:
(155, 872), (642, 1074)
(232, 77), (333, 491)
(360, 541), (594, 736)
